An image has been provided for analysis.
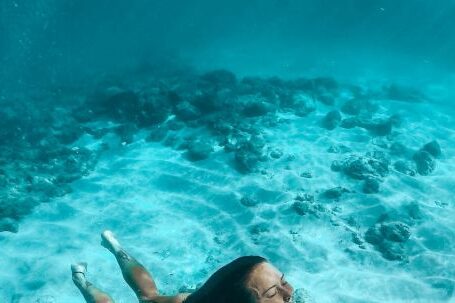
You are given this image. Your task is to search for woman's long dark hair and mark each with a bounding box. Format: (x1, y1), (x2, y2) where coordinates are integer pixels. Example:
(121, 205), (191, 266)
(184, 256), (267, 303)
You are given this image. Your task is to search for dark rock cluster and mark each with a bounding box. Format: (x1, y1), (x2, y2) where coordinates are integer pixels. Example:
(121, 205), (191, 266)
(331, 137), (443, 198)
(318, 91), (400, 137)
(390, 139), (442, 177)
(0, 99), (99, 232)
(340, 116), (395, 136)
(364, 221), (411, 261)
(74, 87), (170, 127)
(413, 150), (436, 176)
(413, 140), (441, 175)
(69, 70), (350, 174)
(321, 110), (342, 130)
(341, 97), (378, 116)
(331, 151), (389, 194)
(356, 201), (429, 262)
(322, 187), (350, 200)
(186, 139), (214, 161)
(292, 192), (325, 217)
(331, 90), (404, 137)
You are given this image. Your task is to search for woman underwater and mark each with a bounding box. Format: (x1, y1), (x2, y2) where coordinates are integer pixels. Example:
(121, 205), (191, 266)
(71, 230), (294, 303)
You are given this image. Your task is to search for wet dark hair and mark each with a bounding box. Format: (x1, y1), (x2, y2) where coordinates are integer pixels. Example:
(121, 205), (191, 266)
(184, 256), (267, 303)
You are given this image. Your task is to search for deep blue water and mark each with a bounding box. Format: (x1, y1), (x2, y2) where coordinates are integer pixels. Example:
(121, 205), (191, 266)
(2, 0), (455, 89)
(0, 1), (454, 302)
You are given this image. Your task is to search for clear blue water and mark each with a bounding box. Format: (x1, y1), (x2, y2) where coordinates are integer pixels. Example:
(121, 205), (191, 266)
(0, 1), (454, 302)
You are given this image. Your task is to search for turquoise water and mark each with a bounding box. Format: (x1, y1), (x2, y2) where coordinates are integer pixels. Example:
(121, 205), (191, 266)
(0, 1), (454, 302)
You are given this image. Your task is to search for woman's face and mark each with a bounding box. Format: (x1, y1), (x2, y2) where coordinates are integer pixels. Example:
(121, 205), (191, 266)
(246, 262), (294, 303)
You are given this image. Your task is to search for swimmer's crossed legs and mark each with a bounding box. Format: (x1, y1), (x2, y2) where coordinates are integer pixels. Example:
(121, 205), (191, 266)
(71, 230), (190, 303)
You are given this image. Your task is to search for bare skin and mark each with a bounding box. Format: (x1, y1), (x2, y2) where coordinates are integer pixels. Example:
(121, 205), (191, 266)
(71, 230), (190, 303)
(246, 262), (294, 303)
(71, 262), (115, 303)
(72, 231), (293, 303)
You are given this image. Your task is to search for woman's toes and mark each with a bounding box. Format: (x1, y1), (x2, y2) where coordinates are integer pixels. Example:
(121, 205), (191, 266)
(71, 262), (87, 275)
(71, 262), (88, 288)
(101, 230), (121, 252)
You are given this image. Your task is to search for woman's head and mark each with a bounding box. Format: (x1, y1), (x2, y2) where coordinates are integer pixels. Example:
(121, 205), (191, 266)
(246, 262), (293, 303)
(185, 256), (293, 303)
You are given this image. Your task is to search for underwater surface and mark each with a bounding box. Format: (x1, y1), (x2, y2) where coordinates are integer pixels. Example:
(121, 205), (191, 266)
(0, 1), (454, 302)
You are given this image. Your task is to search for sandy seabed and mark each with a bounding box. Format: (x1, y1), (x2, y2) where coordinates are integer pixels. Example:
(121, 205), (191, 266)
(0, 70), (454, 303)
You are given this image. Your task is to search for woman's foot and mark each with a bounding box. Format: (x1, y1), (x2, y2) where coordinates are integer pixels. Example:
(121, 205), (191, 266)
(71, 262), (88, 290)
(101, 230), (122, 254)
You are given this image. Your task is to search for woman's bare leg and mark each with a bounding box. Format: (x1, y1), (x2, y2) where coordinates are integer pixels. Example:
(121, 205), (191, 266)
(101, 230), (190, 303)
(101, 230), (159, 301)
(71, 263), (115, 303)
